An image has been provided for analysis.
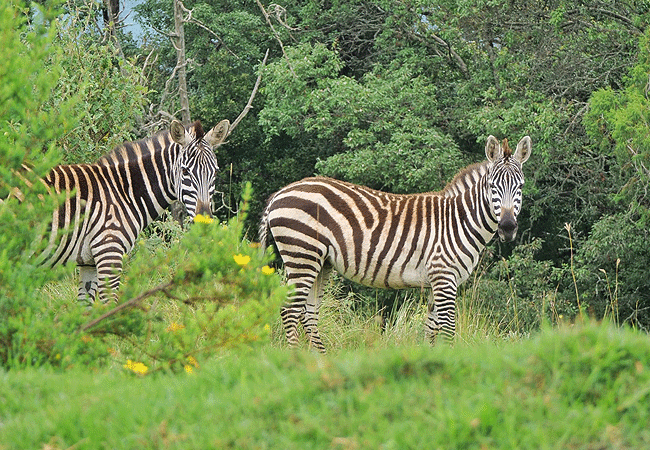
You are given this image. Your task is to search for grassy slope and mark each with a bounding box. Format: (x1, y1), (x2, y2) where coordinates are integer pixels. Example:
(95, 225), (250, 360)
(1, 321), (649, 450)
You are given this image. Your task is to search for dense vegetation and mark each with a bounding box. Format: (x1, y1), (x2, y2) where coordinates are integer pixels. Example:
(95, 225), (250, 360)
(2, 0), (650, 366)
(3, 2), (650, 446)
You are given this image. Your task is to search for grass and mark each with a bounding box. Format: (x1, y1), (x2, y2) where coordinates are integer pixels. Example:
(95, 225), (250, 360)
(1, 320), (649, 449)
(13, 253), (647, 449)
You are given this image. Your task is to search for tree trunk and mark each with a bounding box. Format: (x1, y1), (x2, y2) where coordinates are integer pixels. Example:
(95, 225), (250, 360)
(173, 0), (190, 123)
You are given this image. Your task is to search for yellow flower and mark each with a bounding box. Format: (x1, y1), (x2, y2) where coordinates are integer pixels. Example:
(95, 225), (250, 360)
(166, 322), (185, 332)
(193, 214), (214, 224)
(184, 365), (194, 374)
(187, 355), (199, 368)
(233, 253), (251, 267)
(124, 360), (148, 375)
(263, 324), (271, 332)
(261, 265), (275, 275)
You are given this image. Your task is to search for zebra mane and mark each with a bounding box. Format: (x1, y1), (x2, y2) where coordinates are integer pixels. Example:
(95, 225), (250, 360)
(95, 131), (168, 167)
(502, 138), (512, 158)
(440, 160), (490, 197)
(96, 121), (207, 168)
(191, 120), (205, 139)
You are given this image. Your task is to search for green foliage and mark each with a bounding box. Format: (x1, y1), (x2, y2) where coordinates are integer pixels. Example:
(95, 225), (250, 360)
(2, 322), (650, 449)
(585, 30), (650, 210)
(575, 211), (650, 331)
(24, 188), (287, 373)
(577, 30), (650, 329)
(46, 3), (149, 163)
(100, 190), (287, 373)
(0, 0), (80, 368)
(260, 44), (467, 192)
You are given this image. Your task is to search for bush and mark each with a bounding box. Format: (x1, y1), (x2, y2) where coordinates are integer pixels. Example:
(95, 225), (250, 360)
(575, 210), (650, 331)
(0, 0), (78, 368)
(90, 189), (286, 373)
(19, 187), (287, 373)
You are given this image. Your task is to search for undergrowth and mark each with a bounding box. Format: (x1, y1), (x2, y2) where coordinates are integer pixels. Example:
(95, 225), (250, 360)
(2, 321), (649, 450)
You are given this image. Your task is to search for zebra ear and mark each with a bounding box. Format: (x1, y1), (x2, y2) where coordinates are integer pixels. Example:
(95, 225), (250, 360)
(170, 120), (187, 145)
(514, 136), (532, 164)
(205, 119), (230, 148)
(485, 135), (501, 162)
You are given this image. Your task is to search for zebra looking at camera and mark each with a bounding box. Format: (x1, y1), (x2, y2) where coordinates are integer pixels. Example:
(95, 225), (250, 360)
(259, 135), (532, 352)
(37, 119), (228, 304)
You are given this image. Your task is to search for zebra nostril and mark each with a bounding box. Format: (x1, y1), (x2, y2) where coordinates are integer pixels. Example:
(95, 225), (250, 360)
(500, 219), (517, 233)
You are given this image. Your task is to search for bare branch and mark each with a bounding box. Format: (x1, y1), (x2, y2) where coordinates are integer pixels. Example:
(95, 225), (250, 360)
(79, 281), (175, 332)
(226, 48), (270, 138)
(256, 0), (296, 78)
(269, 3), (300, 33)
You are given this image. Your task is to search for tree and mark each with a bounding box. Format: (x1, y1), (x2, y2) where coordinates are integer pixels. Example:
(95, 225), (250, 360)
(0, 0), (82, 366)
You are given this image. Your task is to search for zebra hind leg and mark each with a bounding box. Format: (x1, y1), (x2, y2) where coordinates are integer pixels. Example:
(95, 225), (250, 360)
(78, 265), (98, 307)
(301, 265), (332, 353)
(282, 262), (330, 352)
(280, 301), (305, 349)
(94, 252), (123, 304)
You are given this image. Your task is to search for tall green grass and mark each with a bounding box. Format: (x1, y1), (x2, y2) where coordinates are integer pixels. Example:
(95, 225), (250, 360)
(2, 321), (649, 449)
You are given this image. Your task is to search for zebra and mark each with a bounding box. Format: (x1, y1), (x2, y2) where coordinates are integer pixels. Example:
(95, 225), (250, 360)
(33, 119), (228, 304)
(259, 135), (532, 352)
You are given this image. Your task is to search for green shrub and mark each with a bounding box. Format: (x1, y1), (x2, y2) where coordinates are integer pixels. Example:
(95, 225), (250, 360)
(45, 2), (150, 163)
(575, 210), (650, 331)
(0, 0), (78, 368)
(27, 187), (288, 373)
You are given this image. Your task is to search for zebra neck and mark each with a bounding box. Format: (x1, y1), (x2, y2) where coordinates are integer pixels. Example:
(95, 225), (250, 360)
(451, 176), (499, 247)
(101, 132), (179, 223)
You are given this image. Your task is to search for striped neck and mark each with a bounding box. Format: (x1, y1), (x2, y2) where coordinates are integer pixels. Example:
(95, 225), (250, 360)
(98, 131), (179, 220)
(446, 163), (500, 245)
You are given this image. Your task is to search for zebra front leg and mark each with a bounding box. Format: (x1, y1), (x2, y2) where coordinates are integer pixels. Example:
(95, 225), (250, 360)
(425, 275), (458, 345)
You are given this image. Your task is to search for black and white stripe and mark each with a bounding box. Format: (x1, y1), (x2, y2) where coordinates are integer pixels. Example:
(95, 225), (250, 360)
(260, 135), (532, 352)
(39, 119), (228, 304)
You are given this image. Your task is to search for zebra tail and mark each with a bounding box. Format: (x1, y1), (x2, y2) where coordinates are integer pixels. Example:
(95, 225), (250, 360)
(258, 198), (272, 253)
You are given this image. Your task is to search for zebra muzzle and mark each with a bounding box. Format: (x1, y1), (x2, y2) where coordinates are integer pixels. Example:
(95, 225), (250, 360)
(195, 199), (212, 218)
(498, 210), (518, 242)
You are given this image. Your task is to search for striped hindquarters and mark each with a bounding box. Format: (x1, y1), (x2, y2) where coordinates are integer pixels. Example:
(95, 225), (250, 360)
(264, 177), (435, 288)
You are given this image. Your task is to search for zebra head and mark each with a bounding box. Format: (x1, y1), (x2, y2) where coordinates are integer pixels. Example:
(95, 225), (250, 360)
(485, 135), (532, 242)
(170, 119), (229, 218)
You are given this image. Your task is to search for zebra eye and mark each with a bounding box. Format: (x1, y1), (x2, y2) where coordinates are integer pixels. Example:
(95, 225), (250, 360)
(182, 167), (190, 176)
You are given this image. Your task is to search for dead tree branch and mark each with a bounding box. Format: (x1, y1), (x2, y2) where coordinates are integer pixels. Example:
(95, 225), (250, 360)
(256, 0), (296, 78)
(226, 48), (270, 139)
(80, 281), (175, 332)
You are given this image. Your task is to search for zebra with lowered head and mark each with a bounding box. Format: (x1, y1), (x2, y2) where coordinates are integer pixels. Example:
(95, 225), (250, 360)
(35, 119), (228, 304)
(259, 135), (532, 352)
